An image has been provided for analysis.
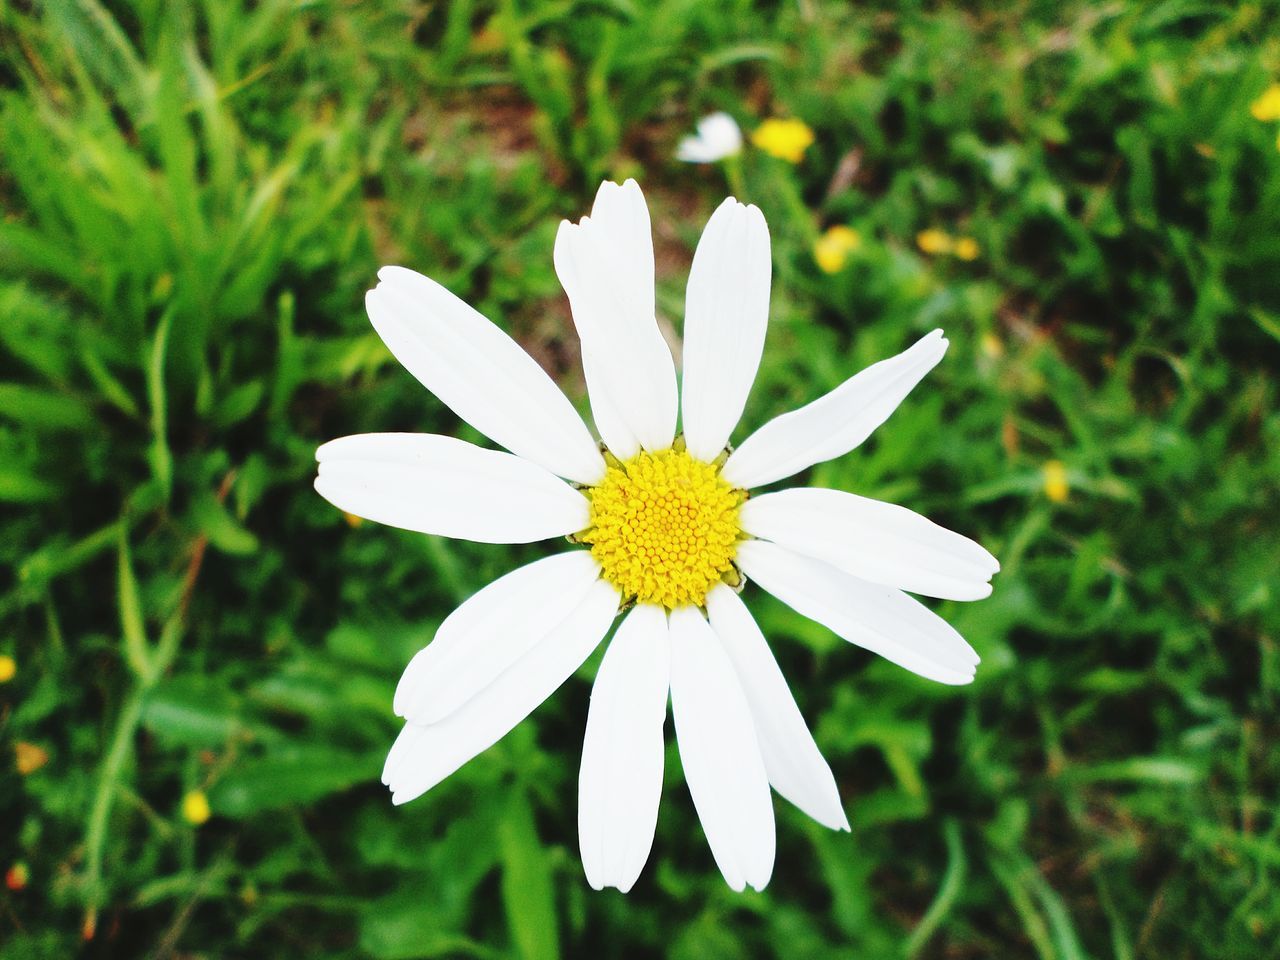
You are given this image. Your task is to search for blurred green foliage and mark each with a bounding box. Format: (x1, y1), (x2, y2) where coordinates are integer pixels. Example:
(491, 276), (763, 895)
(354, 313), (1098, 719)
(2, 0), (1279, 957)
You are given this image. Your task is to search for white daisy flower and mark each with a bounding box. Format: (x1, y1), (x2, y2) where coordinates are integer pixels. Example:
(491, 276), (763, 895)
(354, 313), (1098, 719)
(315, 180), (998, 894)
(675, 111), (744, 163)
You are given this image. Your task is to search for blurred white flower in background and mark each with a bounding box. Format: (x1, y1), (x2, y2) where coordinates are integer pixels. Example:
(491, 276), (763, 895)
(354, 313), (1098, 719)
(676, 111), (744, 163)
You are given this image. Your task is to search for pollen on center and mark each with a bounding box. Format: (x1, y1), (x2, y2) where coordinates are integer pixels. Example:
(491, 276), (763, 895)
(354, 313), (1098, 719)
(581, 447), (744, 609)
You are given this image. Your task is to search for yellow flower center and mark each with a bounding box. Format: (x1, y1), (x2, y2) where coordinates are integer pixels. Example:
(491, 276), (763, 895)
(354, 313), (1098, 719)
(582, 447), (744, 609)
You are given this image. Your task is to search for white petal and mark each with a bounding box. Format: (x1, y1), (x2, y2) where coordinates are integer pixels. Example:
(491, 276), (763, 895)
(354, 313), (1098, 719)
(681, 198), (771, 461)
(740, 488), (999, 601)
(705, 585), (848, 831)
(581, 346), (639, 458)
(669, 606), (775, 892)
(554, 180), (678, 455)
(736, 540), (979, 685)
(315, 433), (588, 544)
(676, 112), (744, 163)
(722, 330), (948, 489)
(383, 578), (620, 805)
(578, 605), (670, 893)
(366, 266), (605, 485)
(394, 551), (603, 724)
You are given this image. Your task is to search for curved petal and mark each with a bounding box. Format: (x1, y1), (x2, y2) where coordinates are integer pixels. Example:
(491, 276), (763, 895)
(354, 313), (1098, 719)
(740, 488), (999, 601)
(705, 585), (848, 831)
(736, 540), (979, 685)
(366, 266), (604, 485)
(383, 578), (620, 805)
(681, 198), (771, 461)
(315, 433), (589, 543)
(579, 605), (670, 893)
(394, 551), (603, 724)
(554, 180), (678, 456)
(669, 606), (775, 892)
(722, 330), (948, 489)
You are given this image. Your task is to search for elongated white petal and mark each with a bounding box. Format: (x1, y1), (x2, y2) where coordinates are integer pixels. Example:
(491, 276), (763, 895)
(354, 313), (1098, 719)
(736, 540), (979, 685)
(681, 199), (771, 461)
(383, 578), (620, 805)
(579, 605), (670, 892)
(366, 266), (604, 485)
(669, 606), (775, 892)
(581, 346), (639, 458)
(705, 586), (848, 831)
(554, 180), (678, 455)
(676, 112), (744, 163)
(722, 330), (948, 489)
(315, 433), (588, 543)
(394, 552), (603, 724)
(740, 488), (999, 601)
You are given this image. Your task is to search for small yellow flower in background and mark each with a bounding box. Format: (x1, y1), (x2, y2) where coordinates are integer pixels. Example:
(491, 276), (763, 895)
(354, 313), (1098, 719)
(1249, 84), (1280, 121)
(182, 789), (212, 826)
(0, 654), (14, 683)
(5, 863), (28, 891)
(979, 332), (1004, 360)
(1043, 460), (1069, 503)
(15, 742), (48, 776)
(342, 511), (364, 528)
(813, 226), (862, 273)
(953, 237), (980, 261)
(916, 228), (953, 255)
(751, 118), (815, 163)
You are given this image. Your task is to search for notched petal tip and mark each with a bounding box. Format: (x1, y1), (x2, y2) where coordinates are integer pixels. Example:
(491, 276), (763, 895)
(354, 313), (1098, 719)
(940, 667), (978, 686)
(374, 264), (424, 287)
(592, 876), (636, 895)
(964, 580), (996, 602)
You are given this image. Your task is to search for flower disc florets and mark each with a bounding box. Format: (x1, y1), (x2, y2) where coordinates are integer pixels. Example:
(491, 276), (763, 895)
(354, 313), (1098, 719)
(582, 447), (743, 609)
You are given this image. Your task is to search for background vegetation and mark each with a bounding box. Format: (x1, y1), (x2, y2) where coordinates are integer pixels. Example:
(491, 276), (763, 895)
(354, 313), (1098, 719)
(2, 0), (1279, 956)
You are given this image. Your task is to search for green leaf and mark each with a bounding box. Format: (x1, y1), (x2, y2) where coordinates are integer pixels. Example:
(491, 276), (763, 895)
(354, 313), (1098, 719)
(116, 526), (153, 680)
(209, 747), (380, 818)
(359, 878), (495, 960)
(141, 676), (245, 747)
(191, 493), (259, 555)
(0, 465), (57, 503)
(498, 791), (559, 960)
(209, 379), (264, 429)
(0, 384), (95, 431)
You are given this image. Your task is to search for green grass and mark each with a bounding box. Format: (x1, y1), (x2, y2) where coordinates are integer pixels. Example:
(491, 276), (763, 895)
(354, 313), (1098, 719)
(2, 1), (1279, 957)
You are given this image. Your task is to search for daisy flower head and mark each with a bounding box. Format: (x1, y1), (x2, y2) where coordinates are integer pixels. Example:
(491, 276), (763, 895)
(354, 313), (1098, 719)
(676, 111), (744, 163)
(315, 180), (999, 894)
